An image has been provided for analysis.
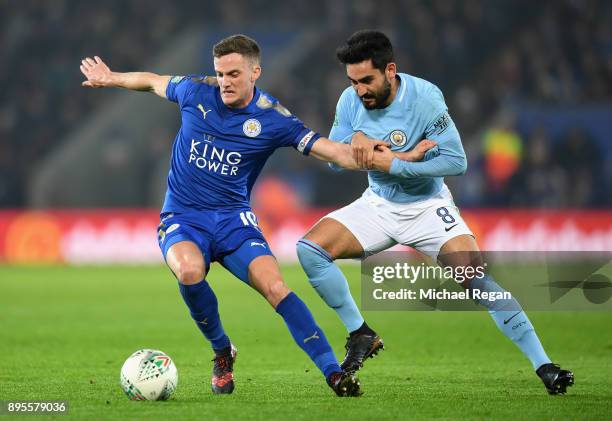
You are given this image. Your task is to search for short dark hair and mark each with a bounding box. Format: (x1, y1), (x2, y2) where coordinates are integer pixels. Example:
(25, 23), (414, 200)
(213, 34), (261, 64)
(336, 30), (394, 72)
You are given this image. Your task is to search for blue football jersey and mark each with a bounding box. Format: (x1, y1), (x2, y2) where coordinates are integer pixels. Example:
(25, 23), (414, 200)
(162, 75), (320, 213)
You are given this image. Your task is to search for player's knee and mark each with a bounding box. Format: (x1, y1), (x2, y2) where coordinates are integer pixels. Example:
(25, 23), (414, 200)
(439, 250), (484, 287)
(175, 261), (204, 285)
(441, 249), (483, 268)
(261, 278), (290, 306)
(296, 239), (333, 274)
(270, 279), (290, 300)
(296, 239), (313, 269)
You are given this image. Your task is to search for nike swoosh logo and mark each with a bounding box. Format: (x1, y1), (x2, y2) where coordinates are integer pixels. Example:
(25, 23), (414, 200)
(503, 311), (522, 325)
(445, 224), (458, 232)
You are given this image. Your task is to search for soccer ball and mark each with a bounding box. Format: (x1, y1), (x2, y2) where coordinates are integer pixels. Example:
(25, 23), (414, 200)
(119, 349), (178, 400)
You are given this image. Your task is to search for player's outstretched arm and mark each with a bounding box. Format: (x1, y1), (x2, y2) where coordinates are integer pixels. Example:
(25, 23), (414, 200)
(312, 134), (437, 172)
(309, 137), (386, 170)
(350, 132), (434, 169)
(370, 139), (439, 172)
(80, 56), (171, 98)
(393, 139), (438, 162)
(372, 137), (466, 176)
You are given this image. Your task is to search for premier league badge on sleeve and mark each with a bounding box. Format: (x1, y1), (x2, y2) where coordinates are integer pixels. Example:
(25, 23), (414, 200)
(243, 119), (262, 137)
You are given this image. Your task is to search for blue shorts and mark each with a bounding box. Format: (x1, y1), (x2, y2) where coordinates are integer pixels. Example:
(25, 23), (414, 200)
(157, 208), (274, 284)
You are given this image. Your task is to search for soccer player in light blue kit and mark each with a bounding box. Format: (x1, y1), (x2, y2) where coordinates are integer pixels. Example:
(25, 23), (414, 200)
(296, 30), (574, 395)
(79, 34), (393, 397)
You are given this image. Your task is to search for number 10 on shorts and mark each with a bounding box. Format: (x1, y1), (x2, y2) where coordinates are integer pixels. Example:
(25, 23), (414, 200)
(239, 211), (259, 228)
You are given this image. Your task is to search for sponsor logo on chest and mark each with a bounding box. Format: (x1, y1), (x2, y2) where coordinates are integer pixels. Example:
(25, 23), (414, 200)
(188, 138), (242, 176)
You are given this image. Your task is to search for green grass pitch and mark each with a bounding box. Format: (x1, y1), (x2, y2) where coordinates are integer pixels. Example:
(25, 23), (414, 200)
(1, 264), (611, 420)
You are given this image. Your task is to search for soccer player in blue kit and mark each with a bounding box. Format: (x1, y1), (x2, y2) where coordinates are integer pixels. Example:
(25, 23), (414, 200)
(78, 34), (413, 397)
(296, 30), (574, 395)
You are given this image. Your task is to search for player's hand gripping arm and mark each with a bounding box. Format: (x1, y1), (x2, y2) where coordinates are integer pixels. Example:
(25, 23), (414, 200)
(370, 138), (439, 172)
(351, 131), (383, 169)
(80, 56), (171, 98)
(309, 137), (387, 170)
(313, 133), (437, 171)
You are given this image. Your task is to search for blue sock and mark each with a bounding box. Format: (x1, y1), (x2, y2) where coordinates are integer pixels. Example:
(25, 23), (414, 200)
(178, 280), (231, 351)
(275, 292), (341, 380)
(471, 275), (551, 369)
(296, 239), (364, 332)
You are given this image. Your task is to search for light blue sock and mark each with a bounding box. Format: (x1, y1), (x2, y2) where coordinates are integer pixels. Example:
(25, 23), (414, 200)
(296, 239), (364, 333)
(471, 274), (551, 370)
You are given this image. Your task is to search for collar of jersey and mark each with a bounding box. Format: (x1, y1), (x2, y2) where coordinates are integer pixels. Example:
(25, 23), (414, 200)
(215, 86), (261, 115)
(386, 74), (411, 110)
(397, 73), (415, 110)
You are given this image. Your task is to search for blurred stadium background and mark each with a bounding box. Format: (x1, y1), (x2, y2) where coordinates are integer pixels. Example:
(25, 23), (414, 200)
(0, 0), (611, 264)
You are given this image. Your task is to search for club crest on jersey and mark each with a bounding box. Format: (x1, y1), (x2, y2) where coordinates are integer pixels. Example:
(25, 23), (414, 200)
(243, 119), (262, 137)
(389, 130), (407, 147)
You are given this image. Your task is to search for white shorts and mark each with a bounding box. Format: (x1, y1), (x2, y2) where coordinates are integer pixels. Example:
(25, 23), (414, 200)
(324, 185), (474, 259)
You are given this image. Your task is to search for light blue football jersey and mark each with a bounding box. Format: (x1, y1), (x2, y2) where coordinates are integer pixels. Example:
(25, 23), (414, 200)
(329, 73), (467, 203)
